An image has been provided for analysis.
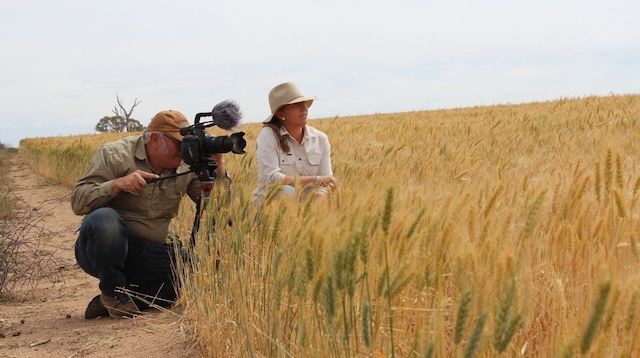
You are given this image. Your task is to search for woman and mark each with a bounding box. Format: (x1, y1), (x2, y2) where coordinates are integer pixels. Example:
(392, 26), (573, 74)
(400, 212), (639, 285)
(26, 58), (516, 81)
(253, 82), (337, 204)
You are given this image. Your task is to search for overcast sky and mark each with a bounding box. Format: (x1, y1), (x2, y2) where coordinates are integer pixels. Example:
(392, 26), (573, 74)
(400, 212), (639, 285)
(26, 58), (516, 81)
(1, 0), (638, 147)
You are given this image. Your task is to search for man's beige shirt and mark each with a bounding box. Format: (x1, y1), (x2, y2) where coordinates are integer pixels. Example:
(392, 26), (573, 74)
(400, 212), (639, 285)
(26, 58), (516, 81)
(71, 136), (200, 244)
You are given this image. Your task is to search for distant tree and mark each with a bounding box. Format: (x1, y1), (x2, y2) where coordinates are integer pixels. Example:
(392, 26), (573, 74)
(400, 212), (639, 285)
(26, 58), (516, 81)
(95, 94), (144, 133)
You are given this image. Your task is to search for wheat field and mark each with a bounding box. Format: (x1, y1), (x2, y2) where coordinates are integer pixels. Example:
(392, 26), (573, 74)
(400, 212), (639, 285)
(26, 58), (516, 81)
(20, 94), (640, 356)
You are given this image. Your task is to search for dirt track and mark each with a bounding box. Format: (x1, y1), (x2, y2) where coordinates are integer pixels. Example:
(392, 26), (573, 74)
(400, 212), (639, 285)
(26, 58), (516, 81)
(0, 156), (198, 358)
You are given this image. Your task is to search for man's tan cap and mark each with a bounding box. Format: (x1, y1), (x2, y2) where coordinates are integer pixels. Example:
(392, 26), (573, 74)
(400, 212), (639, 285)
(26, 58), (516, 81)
(148, 110), (189, 141)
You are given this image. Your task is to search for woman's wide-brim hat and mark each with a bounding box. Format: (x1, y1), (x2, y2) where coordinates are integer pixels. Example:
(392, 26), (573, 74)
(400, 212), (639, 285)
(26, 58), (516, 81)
(263, 82), (315, 123)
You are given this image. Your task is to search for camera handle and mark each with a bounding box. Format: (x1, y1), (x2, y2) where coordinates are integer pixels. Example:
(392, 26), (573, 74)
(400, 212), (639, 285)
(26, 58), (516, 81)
(145, 170), (194, 184)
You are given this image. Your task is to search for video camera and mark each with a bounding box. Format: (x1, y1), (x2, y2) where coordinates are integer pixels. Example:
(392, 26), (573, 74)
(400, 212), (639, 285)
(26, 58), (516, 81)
(179, 100), (246, 184)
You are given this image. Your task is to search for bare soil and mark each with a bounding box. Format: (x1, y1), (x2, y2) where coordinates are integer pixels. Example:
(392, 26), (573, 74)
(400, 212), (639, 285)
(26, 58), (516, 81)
(0, 156), (200, 358)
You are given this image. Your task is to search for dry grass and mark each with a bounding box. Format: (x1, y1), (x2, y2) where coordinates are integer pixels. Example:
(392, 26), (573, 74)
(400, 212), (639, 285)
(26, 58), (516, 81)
(0, 147), (19, 219)
(20, 132), (133, 186)
(21, 94), (640, 356)
(0, 148), (61, 299)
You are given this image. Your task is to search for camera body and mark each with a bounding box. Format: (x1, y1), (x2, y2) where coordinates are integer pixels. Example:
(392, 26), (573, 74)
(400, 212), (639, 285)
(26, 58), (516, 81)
(179, 111), (246, 183)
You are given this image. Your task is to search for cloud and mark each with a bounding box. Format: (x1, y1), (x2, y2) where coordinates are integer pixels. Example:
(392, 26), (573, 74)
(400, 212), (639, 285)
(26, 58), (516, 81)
(0, 0), (638, 147)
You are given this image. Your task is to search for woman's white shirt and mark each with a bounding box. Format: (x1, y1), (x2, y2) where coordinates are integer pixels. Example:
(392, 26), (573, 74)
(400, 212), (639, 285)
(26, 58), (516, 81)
(252, 125), (332, 203)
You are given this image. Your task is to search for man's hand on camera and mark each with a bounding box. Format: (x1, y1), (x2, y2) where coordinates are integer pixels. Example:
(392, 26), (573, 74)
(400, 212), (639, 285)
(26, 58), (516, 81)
(112, 170), (159, 194)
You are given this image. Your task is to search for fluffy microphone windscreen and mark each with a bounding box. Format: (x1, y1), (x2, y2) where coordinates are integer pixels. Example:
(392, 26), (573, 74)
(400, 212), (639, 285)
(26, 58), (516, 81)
(211, 100), (242, 130)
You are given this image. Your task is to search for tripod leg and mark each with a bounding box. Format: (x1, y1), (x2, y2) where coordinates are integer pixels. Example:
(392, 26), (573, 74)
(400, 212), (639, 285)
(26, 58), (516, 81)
(189, 195), (202, 248)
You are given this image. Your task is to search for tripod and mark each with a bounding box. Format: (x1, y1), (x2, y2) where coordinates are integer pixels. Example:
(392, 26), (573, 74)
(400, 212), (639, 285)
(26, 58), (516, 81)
(146, 157), (228, 248)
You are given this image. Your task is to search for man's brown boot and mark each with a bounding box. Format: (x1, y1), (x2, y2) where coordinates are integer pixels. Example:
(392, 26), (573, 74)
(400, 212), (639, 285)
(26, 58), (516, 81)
(84, 294), (110, 319)
(100, 292), (140, 318)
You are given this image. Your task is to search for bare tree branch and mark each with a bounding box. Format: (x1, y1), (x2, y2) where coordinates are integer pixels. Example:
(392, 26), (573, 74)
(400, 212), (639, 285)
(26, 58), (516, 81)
(112, 94), (142, 120)
(99, 94), (144, 132)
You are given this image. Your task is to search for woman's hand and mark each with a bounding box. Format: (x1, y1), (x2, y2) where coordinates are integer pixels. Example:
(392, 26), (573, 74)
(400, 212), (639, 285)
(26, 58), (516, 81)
(316, 175), (338, 188)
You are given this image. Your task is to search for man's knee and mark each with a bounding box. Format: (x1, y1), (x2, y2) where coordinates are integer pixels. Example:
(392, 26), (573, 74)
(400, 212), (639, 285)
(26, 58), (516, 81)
(79, 207), (127, 249)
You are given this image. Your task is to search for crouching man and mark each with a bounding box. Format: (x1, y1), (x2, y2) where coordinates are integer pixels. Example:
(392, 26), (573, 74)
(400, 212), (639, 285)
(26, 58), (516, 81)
(71, 110), (225, 319)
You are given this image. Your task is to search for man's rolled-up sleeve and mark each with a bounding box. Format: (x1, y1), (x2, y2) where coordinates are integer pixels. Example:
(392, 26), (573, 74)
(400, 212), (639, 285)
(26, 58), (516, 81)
(71, 147), (119, 215)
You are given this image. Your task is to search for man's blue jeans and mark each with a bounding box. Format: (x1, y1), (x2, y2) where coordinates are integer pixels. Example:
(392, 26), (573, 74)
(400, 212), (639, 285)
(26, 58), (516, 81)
(74, 207), (178, 308)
